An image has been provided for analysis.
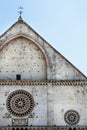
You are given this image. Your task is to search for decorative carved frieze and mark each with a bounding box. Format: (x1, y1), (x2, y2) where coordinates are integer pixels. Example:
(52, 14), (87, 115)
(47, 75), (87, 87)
(0, 80), (86, 86)
(0, 126), (87, 130)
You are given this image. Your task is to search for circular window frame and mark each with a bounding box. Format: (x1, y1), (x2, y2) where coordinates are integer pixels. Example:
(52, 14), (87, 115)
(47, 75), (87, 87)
(64, 110), (80, 125)
(6, 90), (34, 117)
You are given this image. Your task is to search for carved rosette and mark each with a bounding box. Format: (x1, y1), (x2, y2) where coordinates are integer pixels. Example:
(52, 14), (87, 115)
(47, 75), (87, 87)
(64, 110), (80, 125)
(6, 90), (34, 117)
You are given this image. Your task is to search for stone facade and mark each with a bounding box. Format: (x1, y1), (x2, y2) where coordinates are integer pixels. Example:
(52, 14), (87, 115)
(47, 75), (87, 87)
(0, 18), (87, 129)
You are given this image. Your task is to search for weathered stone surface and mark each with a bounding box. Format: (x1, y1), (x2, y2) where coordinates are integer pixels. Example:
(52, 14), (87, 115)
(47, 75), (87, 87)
(0, 19), (87, 127)
(0, 37), (46, 80)
(0, 82), (86, 126)
(0, 20), (86, 80)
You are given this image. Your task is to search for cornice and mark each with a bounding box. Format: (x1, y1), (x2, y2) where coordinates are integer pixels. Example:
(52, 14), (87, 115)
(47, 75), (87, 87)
(0, 80), (86, 86)
(52, 80), (86, 86)
(0, 126), (87, 130)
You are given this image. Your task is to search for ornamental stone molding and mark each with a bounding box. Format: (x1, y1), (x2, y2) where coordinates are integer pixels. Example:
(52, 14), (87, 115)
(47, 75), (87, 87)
(0, 80), (86, 86)
(0, 126), (87, 130)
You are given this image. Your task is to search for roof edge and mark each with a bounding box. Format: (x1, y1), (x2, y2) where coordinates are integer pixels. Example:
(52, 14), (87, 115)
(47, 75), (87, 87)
(0, 19), (86, 79)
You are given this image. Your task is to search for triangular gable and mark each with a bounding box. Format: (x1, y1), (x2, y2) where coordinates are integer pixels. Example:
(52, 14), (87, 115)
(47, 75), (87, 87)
(0, 19), (86, 80)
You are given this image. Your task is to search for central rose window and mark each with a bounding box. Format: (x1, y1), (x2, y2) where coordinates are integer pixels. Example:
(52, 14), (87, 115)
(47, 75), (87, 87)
(6, 90), (34, 117)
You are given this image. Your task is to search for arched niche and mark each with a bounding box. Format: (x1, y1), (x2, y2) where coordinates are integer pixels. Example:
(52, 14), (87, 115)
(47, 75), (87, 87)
(0, 34), (49, 80)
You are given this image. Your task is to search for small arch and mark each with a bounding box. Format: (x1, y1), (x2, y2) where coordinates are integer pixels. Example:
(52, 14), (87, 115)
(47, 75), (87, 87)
(69, 128), (72, 130)
(73, 128), (76, 130)
(16, 128), (19, 130)
(20, 128), (24, 130)
(25, 128), (28, 130)
(12, 128), (15, 130)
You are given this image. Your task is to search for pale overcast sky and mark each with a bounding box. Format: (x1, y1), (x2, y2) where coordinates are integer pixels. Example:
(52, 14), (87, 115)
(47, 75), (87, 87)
(0, 0), (87, 76)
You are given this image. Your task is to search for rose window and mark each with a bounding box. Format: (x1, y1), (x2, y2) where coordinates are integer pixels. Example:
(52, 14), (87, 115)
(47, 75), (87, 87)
(6, 90), (34, 117)
(64, 110), (80, 125)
